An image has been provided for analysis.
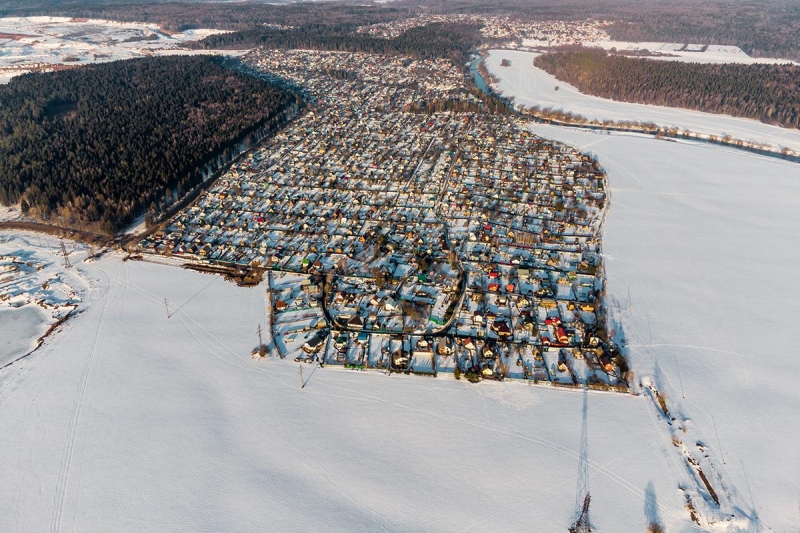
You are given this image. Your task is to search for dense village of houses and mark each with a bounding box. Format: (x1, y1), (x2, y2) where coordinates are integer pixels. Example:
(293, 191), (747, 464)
(137, 47), (628, 390)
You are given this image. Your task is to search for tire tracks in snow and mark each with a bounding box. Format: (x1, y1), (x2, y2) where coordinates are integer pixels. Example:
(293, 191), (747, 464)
(49, 264), (119, 533)
(173, 312), (396, 532)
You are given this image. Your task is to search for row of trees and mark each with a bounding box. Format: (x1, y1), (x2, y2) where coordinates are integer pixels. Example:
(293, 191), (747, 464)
(534, 50), (800, 130)
(405, 85), (514, 115)
(0, 56), (297, 233)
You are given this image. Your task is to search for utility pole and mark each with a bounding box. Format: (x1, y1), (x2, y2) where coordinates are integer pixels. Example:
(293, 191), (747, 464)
(60, 240), (72, 268)
(163, 298), (170, 319)
(675, 353), (686, 399)
(257, 324), (265, 357)
(570, 389), (591, 533)
(712, 414), (726, 464)
(299, 365), (304, 389)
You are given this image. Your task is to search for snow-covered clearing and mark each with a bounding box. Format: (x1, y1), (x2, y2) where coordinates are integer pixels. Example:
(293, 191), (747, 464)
(483, 49), (800, 153)
(0, 16), (235, 83)
(529, 124), (800, 532)
(0, 306), (49, 365)
(0, 203), (23, 222)
(0, 233), (85, 367)
(590, 42), (798, 65)
(0, 236), (711, 532)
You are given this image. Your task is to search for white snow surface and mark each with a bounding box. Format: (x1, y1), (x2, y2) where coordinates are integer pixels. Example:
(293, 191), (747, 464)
(0, 306), (49, 365)
(0, 17), (232, 83)
(529, 125), (800, 532)
(0, 204), (22, 222)
(1, 42), (798, 531)
(591, 41), (798, 65)
(484, 49), (800, 153)
(0, 235), (85, 367)
(0, 236), (705, 532)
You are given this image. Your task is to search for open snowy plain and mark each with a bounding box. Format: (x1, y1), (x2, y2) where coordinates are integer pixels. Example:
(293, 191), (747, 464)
(1, 239), (708, 533)
(0, 306), (49, 365)
(485, 50), (800, 529)
(589, 42), (799, 66)
(526, 126), (800, 531)
(4, 132), (796, 529)
(0, 235), (84, 367)
(1, 36), (798, 532)
(0, 16), (229, 83)
(484, 49), (800, 153)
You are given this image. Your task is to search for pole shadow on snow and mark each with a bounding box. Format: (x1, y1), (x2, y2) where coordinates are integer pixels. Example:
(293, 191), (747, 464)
(644, 481), (665, 533)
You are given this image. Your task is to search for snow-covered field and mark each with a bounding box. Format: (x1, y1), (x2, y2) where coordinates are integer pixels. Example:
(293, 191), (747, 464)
(483, 49), (800, 153)
(0, 306), (49, 365)
(590, 42), (798, 65)
(528, 125), (800, 532)
(1, 132), (796, 531)
(0, 33), (797, 531)
(0, 234), (730, 532)
(0, 16), (232, 83)
(0, 234), (85, 367)
(0, 204), (23, 222)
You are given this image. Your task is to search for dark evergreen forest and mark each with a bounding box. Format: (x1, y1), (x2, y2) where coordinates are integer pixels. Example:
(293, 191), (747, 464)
(534, 50), (800, 129)
(192, 22), (482, 65)
(0, 55), (297, 233)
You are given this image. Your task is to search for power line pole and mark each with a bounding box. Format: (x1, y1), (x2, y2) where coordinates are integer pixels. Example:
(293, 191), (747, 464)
(740, 459), (758, 522)
(712, 414), (726, 464)
(257, 324), (265, 357)
(163, 298), (170, 319)
(299, 365), (304, 389)
(570, 389), (591, 533)
(675, 353), (686, 399)
(60, 240), (72, 269)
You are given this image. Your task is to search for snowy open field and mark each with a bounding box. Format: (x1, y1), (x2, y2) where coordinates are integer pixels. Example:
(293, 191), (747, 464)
(0, 306), (49, 365)
(0, 31), (797, 531)
(590, 42), (798, 65)
(0, 16), (231, 83)
(518, 39), (797, 66)
(484, 49), (800, 153)
(529, 125), (800, 532)
(0, 234), (731, 532)
(0, 235), (85, 367)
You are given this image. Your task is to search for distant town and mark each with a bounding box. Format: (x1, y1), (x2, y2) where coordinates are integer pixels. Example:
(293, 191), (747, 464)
(136, 48), (627, 389)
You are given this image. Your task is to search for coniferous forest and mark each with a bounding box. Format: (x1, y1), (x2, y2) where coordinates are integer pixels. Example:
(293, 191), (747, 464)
(0, 56), (297, 233)
(192, 22), (482, 65)
(534, 50), (800, 130)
